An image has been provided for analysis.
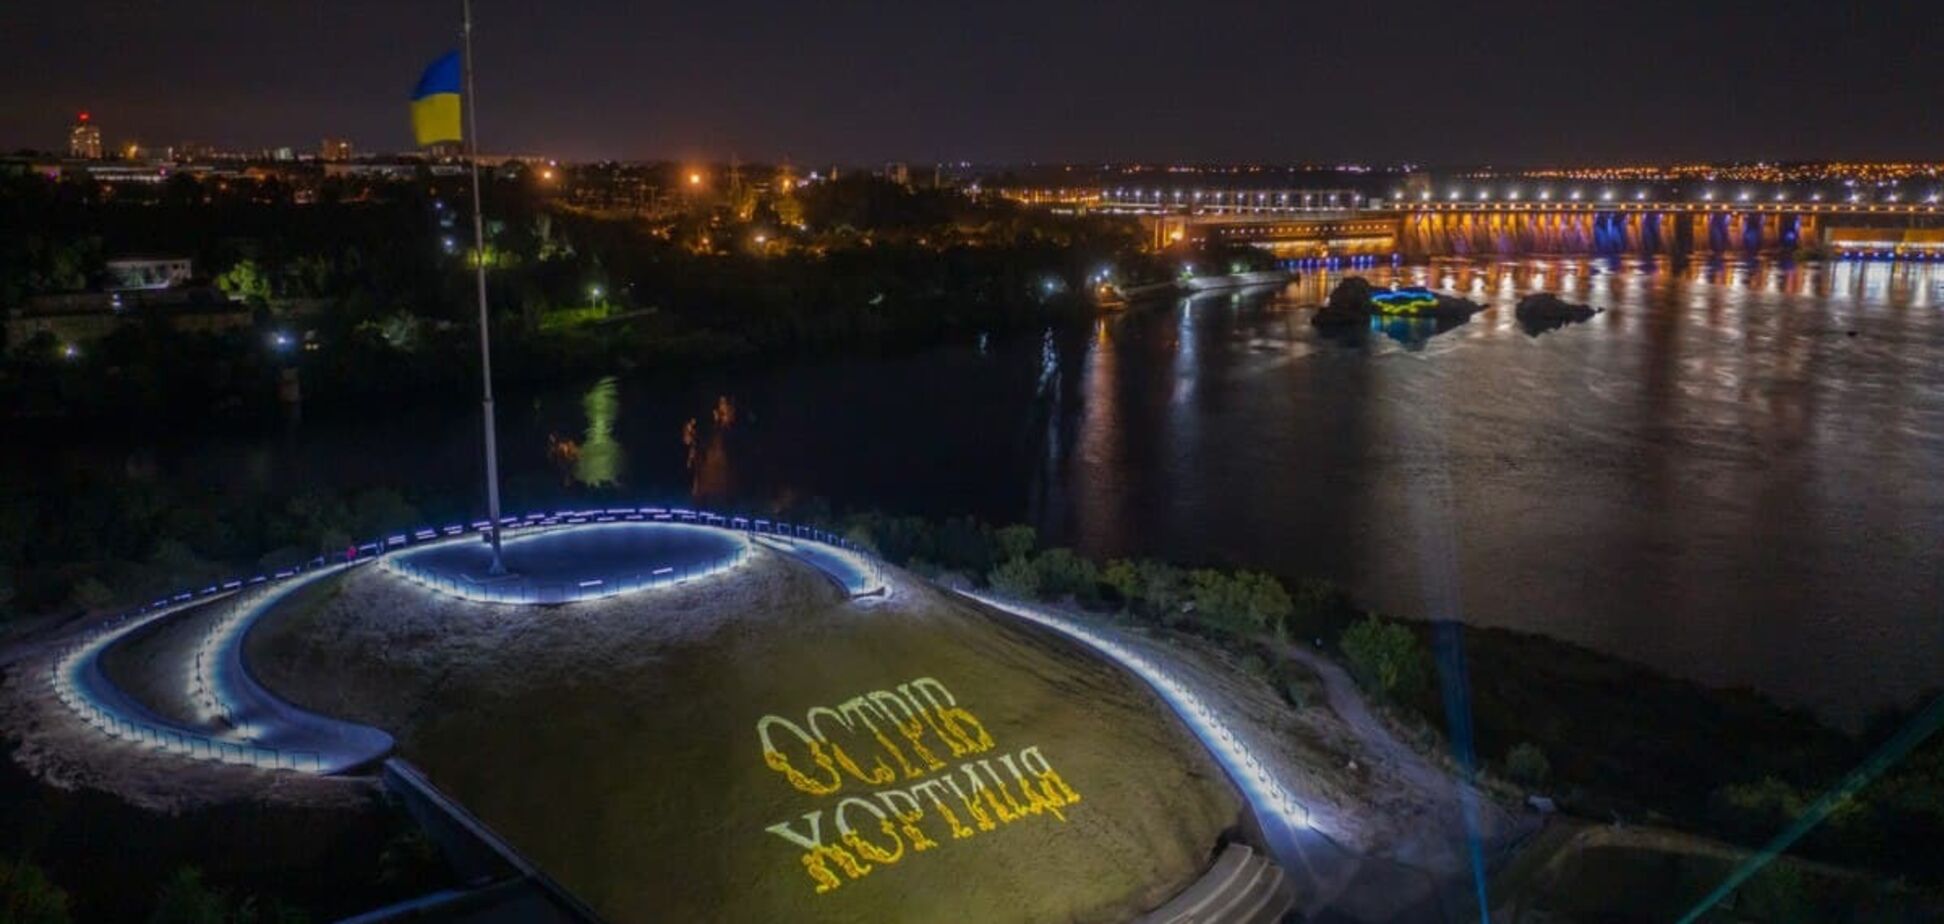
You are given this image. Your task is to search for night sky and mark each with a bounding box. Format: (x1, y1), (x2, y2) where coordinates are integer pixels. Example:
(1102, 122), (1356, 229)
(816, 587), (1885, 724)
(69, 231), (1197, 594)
(4, 1), (1940, 165)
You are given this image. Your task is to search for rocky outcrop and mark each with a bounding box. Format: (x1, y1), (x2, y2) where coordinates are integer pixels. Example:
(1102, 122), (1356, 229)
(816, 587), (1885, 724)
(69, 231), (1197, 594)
(1312, 277), (1484, 326)
(1515, 293), (1601, 335)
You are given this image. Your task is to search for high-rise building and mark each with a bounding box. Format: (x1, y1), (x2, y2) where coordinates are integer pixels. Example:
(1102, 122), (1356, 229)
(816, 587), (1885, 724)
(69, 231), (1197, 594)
(320, 138), (353, 162)
(883, 162), (910, 186)
(68, 112), (102, 160)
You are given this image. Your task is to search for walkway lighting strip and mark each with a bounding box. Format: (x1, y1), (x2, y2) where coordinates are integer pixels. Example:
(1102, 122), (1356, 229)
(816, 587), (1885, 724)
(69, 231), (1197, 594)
(50, 504), (881, 770)
(48, 598), (322, 772)
(959, 591), (1313, 835)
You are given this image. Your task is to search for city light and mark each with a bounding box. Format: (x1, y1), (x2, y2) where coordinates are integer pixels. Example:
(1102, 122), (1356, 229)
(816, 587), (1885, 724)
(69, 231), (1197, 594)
(688, 171), (702, 186)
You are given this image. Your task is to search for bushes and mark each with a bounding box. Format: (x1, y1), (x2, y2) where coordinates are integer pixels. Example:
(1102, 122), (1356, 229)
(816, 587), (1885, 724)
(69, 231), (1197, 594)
(842, 513), (1019, 579)
(987, 557), (1040, 598)
(1103, 558), (1188, 624)
(0, 858), (70, 924)
(1187, 569), (1293, 638)
(1339, 615), (1428, 702)
(993, 524), (1037, 563)
(1505, 741), (1551, 786)
(1031, 549), (1097, 601)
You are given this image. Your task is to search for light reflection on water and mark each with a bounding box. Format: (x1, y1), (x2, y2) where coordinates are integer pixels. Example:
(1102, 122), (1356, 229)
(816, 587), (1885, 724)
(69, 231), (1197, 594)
(35, 256), (1943, 726)
(1040, 256), (1943, 728)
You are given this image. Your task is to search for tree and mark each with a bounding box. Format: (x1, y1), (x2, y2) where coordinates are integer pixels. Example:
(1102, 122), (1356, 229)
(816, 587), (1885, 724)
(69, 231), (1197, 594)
(1505, 742), (1551, 786)
(988, 557), (1040, 598)
(1102, 559), (1142, 606)
(65, 577), (114, 613)
(1189, 570), (1266, 636)
(1031, 548), (1097, 601)
(933, 517), (994, 576)
(993, 524), (1037, 563)
(215, 259), (271, 306)
(149, 867), (225, 924)
(1136, 560), (1187, 621)
(1234, 571), (1293, 638)
(0, 858), (70, 924)
(1339, 615), (1428, 702)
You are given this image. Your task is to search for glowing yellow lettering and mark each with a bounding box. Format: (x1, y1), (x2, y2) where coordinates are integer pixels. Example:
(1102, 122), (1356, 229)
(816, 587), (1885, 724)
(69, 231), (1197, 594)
(766, 811), (871, 893)
(758, 714), (842, 796)
(809, 706), (896, 786)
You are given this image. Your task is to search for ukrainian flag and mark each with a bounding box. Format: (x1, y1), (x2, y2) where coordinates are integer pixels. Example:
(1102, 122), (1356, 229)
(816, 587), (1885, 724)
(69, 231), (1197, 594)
(411, 51), (463, 146)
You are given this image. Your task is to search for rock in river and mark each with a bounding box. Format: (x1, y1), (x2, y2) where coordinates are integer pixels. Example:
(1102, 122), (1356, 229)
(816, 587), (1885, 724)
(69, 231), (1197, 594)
(1515, 292), (1601, 335)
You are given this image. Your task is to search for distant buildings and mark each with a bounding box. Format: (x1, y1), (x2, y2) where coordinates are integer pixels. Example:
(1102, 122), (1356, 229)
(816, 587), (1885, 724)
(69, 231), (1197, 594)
(320, 138), (354, 162)
(105, 257), (195, 292)
(883, 162), (910, 186)
(68, 112), (102, 159)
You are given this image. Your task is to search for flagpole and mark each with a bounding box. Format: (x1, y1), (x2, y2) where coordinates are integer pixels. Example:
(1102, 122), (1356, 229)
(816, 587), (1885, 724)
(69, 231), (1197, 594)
(461, 0), (506, 574)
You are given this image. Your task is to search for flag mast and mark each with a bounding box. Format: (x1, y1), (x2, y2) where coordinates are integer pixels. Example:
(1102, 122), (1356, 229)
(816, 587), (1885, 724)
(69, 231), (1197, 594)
(461, 0), (506, 574)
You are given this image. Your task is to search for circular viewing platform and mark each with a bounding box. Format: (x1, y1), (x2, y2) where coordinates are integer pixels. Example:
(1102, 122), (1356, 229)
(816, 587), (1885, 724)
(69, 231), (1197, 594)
(387, 521), (749, 604)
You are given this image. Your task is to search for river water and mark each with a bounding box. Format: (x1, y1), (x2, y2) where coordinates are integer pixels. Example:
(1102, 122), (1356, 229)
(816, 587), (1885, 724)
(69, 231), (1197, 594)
(43, 257), (1944, 728)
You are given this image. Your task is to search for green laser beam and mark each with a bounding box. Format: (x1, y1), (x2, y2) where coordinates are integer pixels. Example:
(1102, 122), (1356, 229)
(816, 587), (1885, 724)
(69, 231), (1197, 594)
(1677, 691), (1944, 923)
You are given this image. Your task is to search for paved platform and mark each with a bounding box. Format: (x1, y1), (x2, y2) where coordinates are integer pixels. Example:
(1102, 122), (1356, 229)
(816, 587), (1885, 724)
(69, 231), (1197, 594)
(389, 522), (749, 604)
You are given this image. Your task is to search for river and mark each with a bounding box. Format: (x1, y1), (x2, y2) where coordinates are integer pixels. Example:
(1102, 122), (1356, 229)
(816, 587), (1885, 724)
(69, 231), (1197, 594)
(35, 256), (1944, 729)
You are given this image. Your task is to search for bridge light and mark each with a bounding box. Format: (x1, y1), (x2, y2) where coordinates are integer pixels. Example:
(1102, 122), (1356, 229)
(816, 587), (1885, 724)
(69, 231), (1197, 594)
(1702, 190), (1714, 201)
(1737, 190), (1750, 202)
(1635, 190), (1647, 201)
(1538, 189), (1550, 200)
(1420, 191), (1431, 201)
(1477, 189), (1490, 200)
(1507, 189), (1520, 201)
(1601, 190), (1614, 201)
(1811, 192), (1823, 202)
(1774, 192), (1786, 202)
(1570, 190), (1582, 201)
(1449, 190), (1461, 200)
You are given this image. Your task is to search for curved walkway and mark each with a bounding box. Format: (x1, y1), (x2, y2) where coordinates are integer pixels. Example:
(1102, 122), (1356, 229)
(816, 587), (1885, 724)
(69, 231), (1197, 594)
(51, 563), (395, 774)
(49, 506), (880, 778)
(957, 594), (1316, 846)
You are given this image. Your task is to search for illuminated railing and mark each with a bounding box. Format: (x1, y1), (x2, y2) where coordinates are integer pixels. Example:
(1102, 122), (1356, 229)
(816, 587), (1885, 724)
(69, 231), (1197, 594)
(959, 591), (1314, 839)
(48, 503), (882, 774)
(49, 603), (324, 773)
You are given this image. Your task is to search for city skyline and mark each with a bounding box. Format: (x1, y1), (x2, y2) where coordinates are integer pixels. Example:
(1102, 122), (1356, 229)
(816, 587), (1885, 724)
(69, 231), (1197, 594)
(4, 1), (1941, 165)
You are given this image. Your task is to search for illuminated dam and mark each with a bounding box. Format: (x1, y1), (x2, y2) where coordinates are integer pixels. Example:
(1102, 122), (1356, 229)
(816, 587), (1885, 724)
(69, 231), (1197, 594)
(1050, 185), (1944, 259)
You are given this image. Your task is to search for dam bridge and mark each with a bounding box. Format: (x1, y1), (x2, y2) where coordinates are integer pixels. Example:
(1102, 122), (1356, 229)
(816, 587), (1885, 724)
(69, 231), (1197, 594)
(1086, 187), (1944, 258)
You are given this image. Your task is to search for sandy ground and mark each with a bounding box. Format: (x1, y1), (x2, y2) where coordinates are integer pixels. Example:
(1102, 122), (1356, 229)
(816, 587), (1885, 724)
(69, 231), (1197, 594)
(245, 549), (1244, 924)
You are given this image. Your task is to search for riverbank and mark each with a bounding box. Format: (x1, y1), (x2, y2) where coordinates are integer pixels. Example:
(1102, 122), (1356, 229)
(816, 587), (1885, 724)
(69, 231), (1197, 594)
(833, 511), (1944, 901)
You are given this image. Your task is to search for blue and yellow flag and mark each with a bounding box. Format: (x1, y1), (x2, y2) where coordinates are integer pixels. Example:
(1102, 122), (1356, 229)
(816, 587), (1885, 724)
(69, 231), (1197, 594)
(411, 51), (463, 146)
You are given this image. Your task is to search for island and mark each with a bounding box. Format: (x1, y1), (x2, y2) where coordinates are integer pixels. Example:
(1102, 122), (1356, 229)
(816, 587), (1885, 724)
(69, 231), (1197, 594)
(1312, 277), (1486, 327)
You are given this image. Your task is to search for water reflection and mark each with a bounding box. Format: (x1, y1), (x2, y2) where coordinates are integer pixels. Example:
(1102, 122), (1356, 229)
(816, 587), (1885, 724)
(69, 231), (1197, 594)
(39, 256), (1943, 726)
(576, 377), (625, 487)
